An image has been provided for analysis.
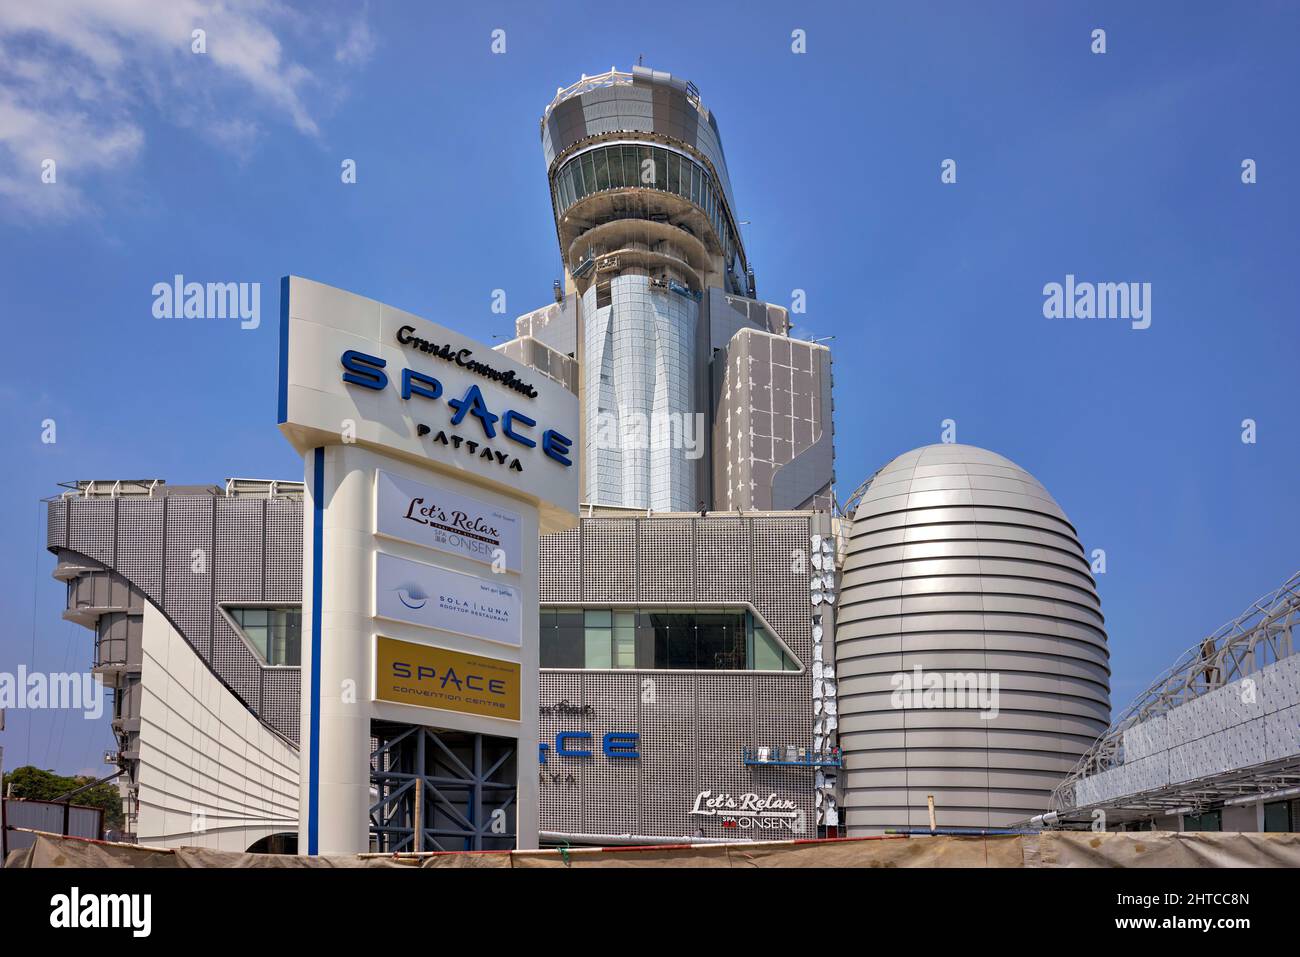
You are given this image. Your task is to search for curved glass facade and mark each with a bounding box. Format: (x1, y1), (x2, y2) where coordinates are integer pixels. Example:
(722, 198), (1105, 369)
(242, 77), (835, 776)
(552, 143), (743, 273)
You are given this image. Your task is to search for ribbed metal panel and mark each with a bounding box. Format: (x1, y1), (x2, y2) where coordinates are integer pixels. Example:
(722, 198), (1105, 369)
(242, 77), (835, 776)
(837, 445), (1111, 832)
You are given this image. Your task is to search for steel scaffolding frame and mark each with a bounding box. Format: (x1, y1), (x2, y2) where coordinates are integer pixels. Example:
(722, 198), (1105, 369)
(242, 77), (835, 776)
(1049, 569), (1300, 818)
(369, 722), (517, 852)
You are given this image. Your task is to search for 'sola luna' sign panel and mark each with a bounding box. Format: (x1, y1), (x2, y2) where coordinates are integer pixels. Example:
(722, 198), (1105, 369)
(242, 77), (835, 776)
(277, 276), (579, 530)
(374, 551), (522, 647)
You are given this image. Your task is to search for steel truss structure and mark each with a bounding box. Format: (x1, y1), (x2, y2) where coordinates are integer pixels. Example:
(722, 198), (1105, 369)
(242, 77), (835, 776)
(370, 722), (518, 852)
(1047, 570), (1300, 822)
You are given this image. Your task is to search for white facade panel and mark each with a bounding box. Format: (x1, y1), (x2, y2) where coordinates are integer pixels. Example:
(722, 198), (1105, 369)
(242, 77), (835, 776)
(135, 603), (299, 851)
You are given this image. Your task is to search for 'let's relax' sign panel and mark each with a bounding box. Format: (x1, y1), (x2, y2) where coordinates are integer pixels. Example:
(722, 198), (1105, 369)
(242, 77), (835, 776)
(375, 469), (522, 572)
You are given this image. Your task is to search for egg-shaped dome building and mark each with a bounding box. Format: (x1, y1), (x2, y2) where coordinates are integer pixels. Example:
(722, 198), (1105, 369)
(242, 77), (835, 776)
(836, 444), (1110, 831)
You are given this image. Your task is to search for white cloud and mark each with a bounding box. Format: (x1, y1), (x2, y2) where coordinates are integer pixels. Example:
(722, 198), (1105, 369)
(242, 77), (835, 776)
(335, 11), (376, 66)
(0, 0), (371, 219)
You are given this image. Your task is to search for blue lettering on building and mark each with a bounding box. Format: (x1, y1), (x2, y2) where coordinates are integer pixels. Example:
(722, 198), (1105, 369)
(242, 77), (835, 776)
(339, 350), (572, 468)
(538, 731), (641, 764)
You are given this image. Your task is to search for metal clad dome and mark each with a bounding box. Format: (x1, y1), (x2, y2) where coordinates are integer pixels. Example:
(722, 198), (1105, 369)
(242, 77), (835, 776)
(836, 444), (1110, 831)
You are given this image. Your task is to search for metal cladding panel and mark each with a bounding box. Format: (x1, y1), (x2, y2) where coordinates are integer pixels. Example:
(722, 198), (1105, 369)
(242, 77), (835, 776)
(636, 518), (693, 602)
(47, 490), (304, 745)
(582, 519), (636, 603)
(539, 668), (816, 841)
(538, 672), (583, 832)
(582, 275), (699, 511)
(751, 515), (813, 664)
(264, 498), (302, 602)
(47, 500), (67, 550)
(694, 518), (749, 603)
(262, 667), (301, 744)
(68, 498), (116, 564)
(580, 672), (643, 834)
(115, 499), (164, 603)
(212, 500), (265, 711)
(211, 622), (261, 715)
(837, 444), (1110, 833)
(215, 498), (264, 603)
(539, 527), (581, 603)
(538, 513), (820, 840)
(161, 497), (215, 657)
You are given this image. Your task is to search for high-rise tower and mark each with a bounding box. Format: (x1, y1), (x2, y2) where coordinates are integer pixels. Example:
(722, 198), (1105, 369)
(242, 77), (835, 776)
(499, 66), (834, 512)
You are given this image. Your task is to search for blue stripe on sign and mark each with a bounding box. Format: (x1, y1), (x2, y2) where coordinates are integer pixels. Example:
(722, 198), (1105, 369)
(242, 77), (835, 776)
(277, 276), (290, 424)
(308, 446), (324, 854)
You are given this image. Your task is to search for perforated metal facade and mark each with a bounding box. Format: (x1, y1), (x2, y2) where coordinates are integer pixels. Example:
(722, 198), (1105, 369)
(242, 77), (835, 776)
(48, 488), (832, 844)
(47, 487), (304, 743)
(538, 511), (829, 840)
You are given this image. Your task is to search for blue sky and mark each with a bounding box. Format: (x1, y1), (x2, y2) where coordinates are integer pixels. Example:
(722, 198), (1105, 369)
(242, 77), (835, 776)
(0, 0), (1296, 776)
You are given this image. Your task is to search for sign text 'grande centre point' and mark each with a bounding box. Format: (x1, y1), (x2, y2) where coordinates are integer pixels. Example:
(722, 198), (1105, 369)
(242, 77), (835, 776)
(277, 276), (578, 856)
(278, 276), (579, 521)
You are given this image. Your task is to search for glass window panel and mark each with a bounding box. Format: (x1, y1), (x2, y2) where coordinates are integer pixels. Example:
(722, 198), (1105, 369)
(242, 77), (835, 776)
(613, 612), (635, 668)
(623, 147), (638, 187)
(594, 149), (609, 190)
(543, 610), (584, 668)
(653, 149), (667, 190)
(1264, 801), (1291, 832)
(585, 626), (612, 669)
(641, 146), (656, 187)
(665, 612), (695, 668)
(581, 153), (596, 196)
(666, 152), (679, 194)
(605, 146), (623, 187)
(753, 626), (784, 671)
(585, 609), (612, 627)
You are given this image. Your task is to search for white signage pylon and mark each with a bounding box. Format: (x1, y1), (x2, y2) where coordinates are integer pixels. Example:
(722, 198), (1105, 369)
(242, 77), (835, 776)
(277, 276), (578, 855)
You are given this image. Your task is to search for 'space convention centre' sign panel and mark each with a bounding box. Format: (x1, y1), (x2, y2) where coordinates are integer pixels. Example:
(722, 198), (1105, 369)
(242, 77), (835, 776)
(374, 636), (520, 721)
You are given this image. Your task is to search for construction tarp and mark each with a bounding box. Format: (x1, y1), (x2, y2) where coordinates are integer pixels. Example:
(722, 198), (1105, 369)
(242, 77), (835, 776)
(7, 829), (1300, 869)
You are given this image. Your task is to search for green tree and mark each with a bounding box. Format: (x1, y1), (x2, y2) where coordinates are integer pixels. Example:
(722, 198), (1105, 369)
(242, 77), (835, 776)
(3, 765), (124, 830)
